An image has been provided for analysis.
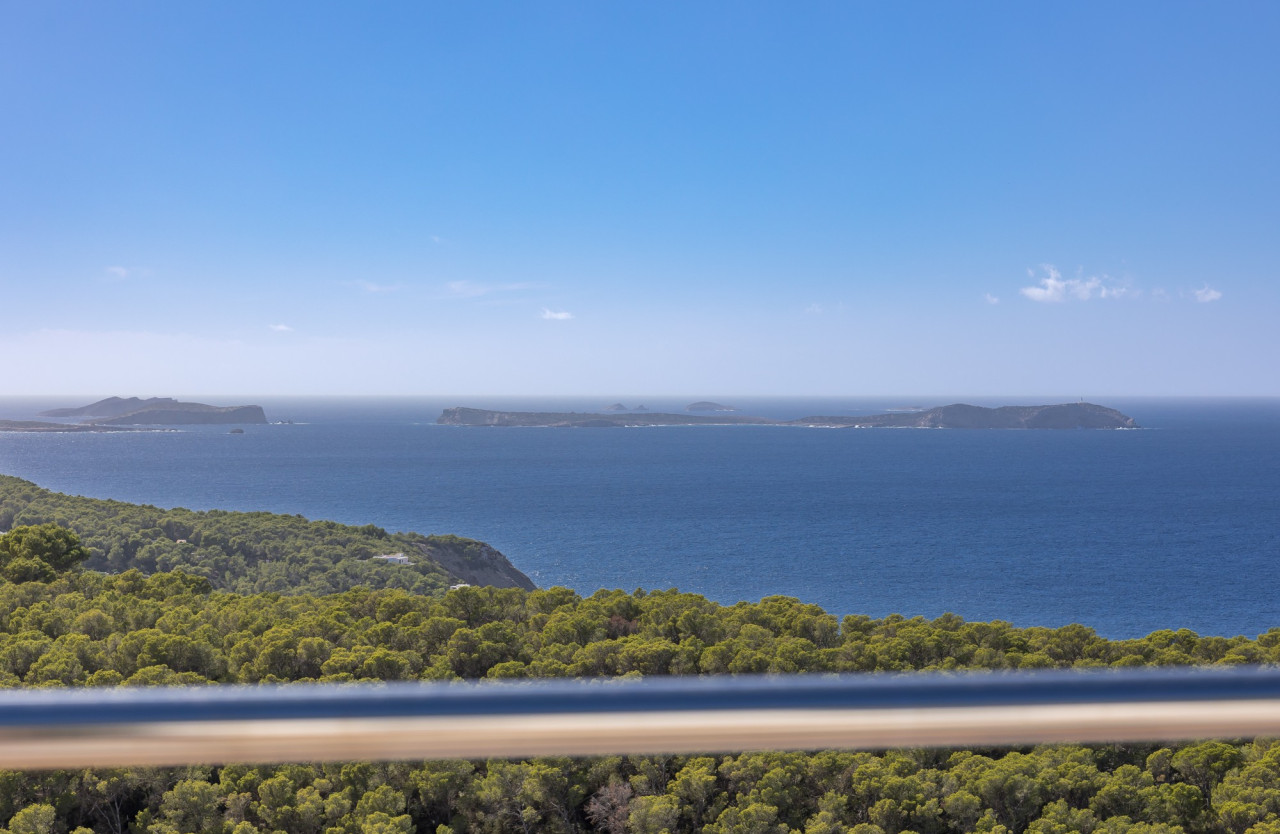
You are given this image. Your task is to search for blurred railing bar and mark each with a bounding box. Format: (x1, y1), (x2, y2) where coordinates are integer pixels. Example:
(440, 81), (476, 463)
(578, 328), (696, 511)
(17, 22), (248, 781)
(2, 667), (1279, 769)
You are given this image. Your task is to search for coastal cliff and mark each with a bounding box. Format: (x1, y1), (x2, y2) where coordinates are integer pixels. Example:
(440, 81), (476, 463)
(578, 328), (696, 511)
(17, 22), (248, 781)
(403, 533), (537, 590)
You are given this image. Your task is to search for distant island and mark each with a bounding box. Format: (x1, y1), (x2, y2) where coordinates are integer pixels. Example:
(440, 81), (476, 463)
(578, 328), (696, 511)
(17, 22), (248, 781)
(39, 396), (267, 426)
(438, 407), (775, 428)
(686, 400), (737, 412)
(793, 402), (1138, 429)
(600, 403), (650, 412)
(438, 402), (1137, 429)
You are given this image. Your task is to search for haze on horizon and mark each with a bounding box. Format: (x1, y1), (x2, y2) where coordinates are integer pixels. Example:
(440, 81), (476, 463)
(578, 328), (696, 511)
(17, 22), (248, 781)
(2, 2), (1276, 398)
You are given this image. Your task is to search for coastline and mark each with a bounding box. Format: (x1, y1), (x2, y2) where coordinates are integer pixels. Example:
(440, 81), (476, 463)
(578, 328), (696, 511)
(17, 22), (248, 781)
(0, 420), (162, 433)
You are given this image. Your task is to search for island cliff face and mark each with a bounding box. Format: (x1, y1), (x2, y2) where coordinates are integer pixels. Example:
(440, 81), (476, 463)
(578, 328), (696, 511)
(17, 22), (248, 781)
(439, 402), (1138, 429)
(41, 397), (267, 426)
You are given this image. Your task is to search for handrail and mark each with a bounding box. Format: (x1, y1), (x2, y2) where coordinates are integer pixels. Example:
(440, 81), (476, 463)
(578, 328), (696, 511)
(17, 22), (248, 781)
(2, 667), (1278, 768)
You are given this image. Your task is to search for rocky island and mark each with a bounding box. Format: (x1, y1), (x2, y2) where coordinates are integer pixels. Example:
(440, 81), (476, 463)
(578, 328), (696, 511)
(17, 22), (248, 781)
(686, 400), (737, 411)
(438, 402), (1137, 429)
(39, 396), (267, 426)
(792, 402), (1138, 429)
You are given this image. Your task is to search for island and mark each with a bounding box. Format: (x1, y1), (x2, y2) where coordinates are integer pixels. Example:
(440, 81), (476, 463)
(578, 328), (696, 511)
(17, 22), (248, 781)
(792, 402), (1138, 429)
(686, 400), (737, 411)
(39, 396), (268, 426)
(438, 402), (1138, 429)
(437, 407), (775, 427)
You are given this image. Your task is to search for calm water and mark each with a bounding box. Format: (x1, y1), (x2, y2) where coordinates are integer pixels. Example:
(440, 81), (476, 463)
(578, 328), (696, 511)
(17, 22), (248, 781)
(1, 396), (1277, 639)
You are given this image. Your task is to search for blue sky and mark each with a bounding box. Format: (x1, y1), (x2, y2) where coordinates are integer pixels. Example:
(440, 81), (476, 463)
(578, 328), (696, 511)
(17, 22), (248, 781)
(2, 2), (1276, 396)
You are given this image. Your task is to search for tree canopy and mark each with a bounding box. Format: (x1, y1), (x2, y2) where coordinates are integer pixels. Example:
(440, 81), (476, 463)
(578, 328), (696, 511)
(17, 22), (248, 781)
(0, 475), (1277, 833)
(0, 571), (1273, 832)
(0, 475), (523, 596)
(0, 523), (89, 582)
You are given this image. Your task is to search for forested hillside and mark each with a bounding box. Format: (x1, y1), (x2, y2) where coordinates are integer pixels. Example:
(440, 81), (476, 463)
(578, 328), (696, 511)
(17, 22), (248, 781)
(1, 481), (1277, 833)
(0, 560), (1278, 833)
(0, 476), (531, 595)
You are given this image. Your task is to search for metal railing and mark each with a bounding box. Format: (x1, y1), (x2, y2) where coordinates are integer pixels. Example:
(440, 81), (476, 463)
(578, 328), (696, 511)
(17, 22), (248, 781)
(3, 666), (1279, 769)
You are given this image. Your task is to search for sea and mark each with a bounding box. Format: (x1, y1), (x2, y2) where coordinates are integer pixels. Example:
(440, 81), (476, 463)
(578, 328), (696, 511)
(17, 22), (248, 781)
(1, 395), (1277, 640)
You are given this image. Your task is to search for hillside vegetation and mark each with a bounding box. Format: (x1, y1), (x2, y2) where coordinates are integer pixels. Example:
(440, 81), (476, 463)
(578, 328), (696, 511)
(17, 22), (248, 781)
(0, 480), (1276, 834)
(0, 562), (1277, 832)
(0, 476), (531, 595)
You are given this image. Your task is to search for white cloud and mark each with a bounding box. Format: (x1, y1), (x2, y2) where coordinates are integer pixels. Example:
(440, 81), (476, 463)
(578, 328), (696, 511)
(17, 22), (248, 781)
(805, 303), (823, 314)
(984, 293), (1000, 305)
(350, 280), (401, 293)
(1019, 264), (1131, 303)
(541, 309), (573, 321)
(105, 266), (130, 279)
(1020, 266), (1068, 302)
(1019, 266), (1224, 306)
(445, 280), (538, 299)
(269, 324), (293, 332)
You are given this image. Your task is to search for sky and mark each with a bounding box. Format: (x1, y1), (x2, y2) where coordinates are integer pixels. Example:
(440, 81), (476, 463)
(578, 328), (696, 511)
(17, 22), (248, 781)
(1, 2), (1277, 397)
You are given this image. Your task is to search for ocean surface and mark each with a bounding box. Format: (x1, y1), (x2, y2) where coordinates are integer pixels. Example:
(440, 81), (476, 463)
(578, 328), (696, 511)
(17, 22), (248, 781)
(1, 395), (1277, 639)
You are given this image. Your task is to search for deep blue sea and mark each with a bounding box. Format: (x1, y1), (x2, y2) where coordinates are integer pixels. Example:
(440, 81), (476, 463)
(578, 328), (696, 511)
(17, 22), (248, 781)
(1, 396), (1277, 639)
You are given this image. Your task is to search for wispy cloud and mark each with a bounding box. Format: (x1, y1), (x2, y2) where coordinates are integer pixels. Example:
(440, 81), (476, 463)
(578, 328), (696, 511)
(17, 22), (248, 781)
(805, 303), (824, 314)
(349, 280), (402, 294)
(984, 293), (1000, 305)
(103, 265), (151, 281)
(445, 280), (538, 298)
(1016, 264), (1222, 307)
(541, 309), (574, 321)
(1019, 265), (1131, 303)
(269, 324), (293, 332)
